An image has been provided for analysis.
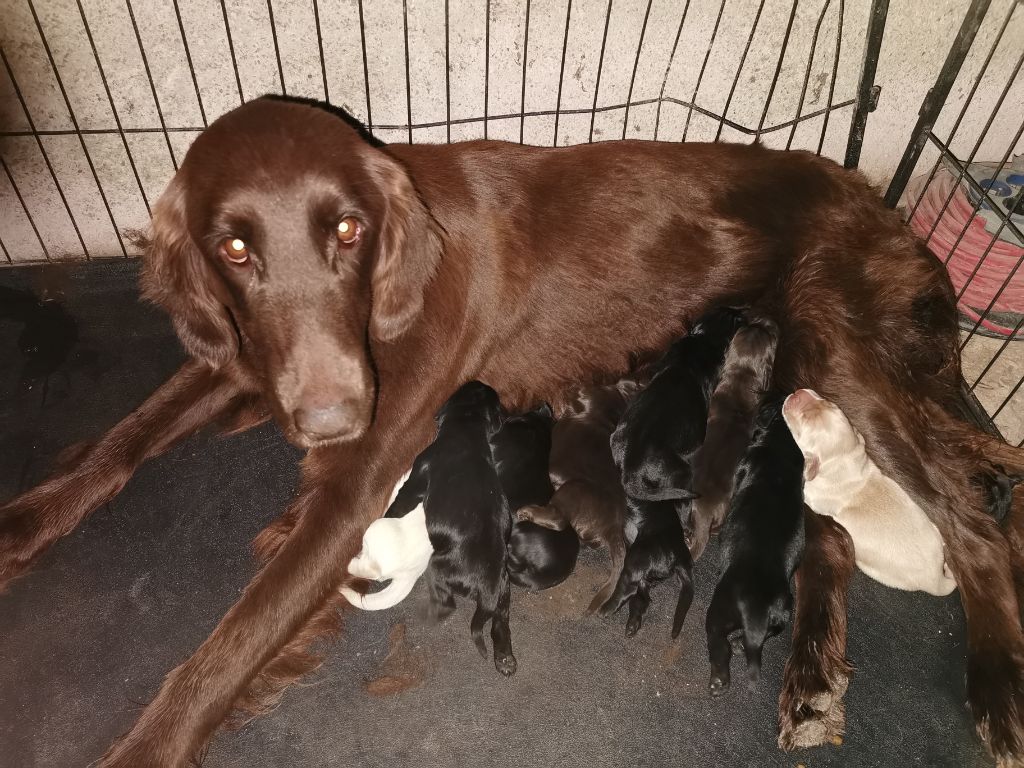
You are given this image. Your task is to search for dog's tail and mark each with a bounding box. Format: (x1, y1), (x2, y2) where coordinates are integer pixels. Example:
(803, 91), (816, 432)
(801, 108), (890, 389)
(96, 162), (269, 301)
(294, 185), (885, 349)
(470, 605), (490, 659)
(671, 568), (695, 639)
(340, 576), (417, 611)
(588, 534), (628, 614)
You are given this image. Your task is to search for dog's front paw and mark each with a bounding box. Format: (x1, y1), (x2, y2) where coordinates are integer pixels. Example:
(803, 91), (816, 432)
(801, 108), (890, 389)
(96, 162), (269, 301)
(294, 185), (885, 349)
(968, 647), (1024, 764)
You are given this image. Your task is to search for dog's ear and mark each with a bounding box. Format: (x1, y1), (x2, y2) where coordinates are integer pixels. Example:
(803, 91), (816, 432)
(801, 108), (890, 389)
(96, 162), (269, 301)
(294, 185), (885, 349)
(803, 454), (820, 482)
(136, 175), (238, 367)
(364, 150), (442, 343)
(537, 402), (554, 420)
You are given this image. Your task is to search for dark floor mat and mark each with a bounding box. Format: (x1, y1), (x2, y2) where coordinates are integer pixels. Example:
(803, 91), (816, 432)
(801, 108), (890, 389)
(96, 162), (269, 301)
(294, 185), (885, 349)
(0, 260), (991, 767)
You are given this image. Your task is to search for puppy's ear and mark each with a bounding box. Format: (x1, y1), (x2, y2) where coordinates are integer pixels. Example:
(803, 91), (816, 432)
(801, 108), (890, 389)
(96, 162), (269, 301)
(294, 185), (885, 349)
(136, 175), (238, 367)
(364, 150), (442, 343)
(803, 455), (820, 482)
(537, 402), (554, 420)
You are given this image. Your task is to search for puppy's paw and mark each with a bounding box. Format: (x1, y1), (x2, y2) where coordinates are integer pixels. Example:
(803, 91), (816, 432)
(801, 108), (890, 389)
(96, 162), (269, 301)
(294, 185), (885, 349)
(709, 674), (730, 697)
(495, 653), (517, 677)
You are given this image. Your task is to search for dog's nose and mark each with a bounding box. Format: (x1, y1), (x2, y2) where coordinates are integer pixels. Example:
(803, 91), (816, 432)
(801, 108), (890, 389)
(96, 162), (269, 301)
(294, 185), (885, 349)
(293, 404), (354, 441)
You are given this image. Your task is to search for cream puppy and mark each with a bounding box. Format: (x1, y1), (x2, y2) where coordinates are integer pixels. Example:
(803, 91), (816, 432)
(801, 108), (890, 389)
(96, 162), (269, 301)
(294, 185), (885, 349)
(782, 389), (956, 596)
(340, 470), (434, 610)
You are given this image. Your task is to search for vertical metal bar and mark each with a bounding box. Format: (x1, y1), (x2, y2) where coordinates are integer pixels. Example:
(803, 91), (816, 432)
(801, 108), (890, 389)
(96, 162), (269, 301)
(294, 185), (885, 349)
(357, 0), (373, 130)
(552, 0), (574, 146)
(904, 0), (1016, 225)
(961, 249), (1024, 348)
(313, 0), (329, 102)
(2, 156), (51, 260)
(0, 46), (90, 258)
(484, 0), (491, 139)
(754, 0), (798, 139)
(588, 0), (614, 143)
(445, 0), (452, 143)
(715, 0), (766, 142)
(992, 375), (1024, 422)
(785, 0), (830, 151)
(27, 0), (126, 257)
(682, 0), (726, 142)
(0, 231), (10, 263)
(882, 0), (989, 200)
(653, 0), (690, 141)
(622, 0), (653, 140)
(816, 0), (844, 154)
(219, 0), (245, 103)
(172, 0), (208, 127)
(519, 0), (531, 144)
(125, 0), (178, 170)
(76, 0), (150, 215)
(970, 315), (1024, 391)
(845, 0), (890, 169)
(266, 0), (286, 95)
(402, 0), (412, 143)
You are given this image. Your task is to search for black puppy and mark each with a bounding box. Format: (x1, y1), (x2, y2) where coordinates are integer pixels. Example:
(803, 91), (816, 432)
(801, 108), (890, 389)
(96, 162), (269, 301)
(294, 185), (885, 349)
(387, 381), (517, 676)
(610, 307), (746, 502)
(491, 404), (580, 591)
(600, 495), (694, 638)
(705, 397), (806, 694)
(601, 308), (745, 636)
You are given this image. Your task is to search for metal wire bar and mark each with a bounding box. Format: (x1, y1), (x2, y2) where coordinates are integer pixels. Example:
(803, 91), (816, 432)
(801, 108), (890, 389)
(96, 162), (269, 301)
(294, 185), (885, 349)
(0, 231), (10, 263)
(588, 0), (614, 143)
(218, 0), (245, 104)
(754, 0), (798, 139)
(653, 0), (690, 141)
(402, 0), (413, 143)
(622, 0), (653, 140)
(124, 0), (178, 170)
(313, 0), (329, 102)
(484, 0), (490, 139)
(0, 46), (90, 258)
(27, 0), (127, 257)
(817, 0), (843, 155)
(682, 0), (726, 142)
(883, 0), (991, 203)
(266, 0), (286, 95)
(992, 372), (1024, 422)
(358, 0), (372, 130)
(845, 0), (888, 168)
(715, 0), (767, 142)
(904, 0), (1016, 225)
(519, 0), (531, 144)
(552, 0), (574, 145)
(76, 0), (150, 215)
(786, 0), (831, 150)
(1, 156), (50, 260)
(172, 0), (208, 127)
(960, 244), (1024, 350)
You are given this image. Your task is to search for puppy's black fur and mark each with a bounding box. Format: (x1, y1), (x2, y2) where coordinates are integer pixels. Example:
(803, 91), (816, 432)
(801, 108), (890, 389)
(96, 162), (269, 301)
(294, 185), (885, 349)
(491, 404), (580, 590)
(386, 381), (517, 676)
(705, 397), (805, 694)
(610, 307), (746, 503)
(600, 495), (694, 638)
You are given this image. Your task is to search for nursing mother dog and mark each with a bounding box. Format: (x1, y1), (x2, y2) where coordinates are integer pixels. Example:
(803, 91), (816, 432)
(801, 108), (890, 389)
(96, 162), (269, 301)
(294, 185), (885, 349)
(1, 96), (1023, 767)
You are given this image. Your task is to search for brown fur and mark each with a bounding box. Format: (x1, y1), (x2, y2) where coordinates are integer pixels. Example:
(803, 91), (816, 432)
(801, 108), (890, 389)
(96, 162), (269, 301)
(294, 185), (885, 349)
(516, 380), (636, 614)
(0, 97), (1022, 765)
(778, 509), (856, 750)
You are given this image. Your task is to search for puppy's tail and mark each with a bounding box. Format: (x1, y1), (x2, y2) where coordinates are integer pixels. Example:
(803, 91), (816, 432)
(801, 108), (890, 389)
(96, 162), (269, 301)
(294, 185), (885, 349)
(588, 535), (627, 615)
(622, 472), (699, 503)
(340, 576), (417, 611)
(671, 568), (695, 639)
(470, 606), (490, 659)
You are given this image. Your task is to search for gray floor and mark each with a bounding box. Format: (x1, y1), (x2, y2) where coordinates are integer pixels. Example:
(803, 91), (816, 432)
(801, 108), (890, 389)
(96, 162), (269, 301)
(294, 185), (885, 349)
(0, 261), (992, 767)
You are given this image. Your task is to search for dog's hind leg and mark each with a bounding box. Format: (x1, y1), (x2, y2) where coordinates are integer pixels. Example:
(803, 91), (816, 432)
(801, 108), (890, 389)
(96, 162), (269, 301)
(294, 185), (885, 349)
(706, 576), (740, 696)
(490, 571), (516, 676)
(0, 359), (255, 590)
(671, 565), (695, 639)
(587, 533), (627, 615)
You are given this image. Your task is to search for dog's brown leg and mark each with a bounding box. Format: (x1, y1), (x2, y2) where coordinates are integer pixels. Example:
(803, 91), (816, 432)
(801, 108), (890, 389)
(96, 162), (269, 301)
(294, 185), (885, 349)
(0, 359), (256, 590)
(98, 385), (443, 767)
(778, 509), (854, 750)
(1003, 485), (1024, 622)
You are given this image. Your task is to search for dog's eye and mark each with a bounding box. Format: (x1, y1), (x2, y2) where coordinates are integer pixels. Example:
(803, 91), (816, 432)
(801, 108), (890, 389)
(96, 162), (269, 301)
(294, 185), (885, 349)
(220, 238), (250, 265)
(336, 217), (362, 246)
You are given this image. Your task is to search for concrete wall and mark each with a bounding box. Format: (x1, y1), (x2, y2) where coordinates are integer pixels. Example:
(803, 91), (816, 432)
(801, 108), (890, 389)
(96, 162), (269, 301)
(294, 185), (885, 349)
(0, 0), (1021, 263)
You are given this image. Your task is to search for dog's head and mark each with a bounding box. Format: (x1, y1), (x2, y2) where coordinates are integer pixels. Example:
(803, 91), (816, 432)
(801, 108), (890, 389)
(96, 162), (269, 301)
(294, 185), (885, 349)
(139, 98), (441, 448)
(782, 389), (862, 481)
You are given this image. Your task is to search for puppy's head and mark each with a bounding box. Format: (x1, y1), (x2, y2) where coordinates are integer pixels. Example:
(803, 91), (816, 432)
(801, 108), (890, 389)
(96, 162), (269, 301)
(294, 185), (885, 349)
(436, 381), (503, 436)
(139, 98), (441, 449)
(782, 389), (861, 481)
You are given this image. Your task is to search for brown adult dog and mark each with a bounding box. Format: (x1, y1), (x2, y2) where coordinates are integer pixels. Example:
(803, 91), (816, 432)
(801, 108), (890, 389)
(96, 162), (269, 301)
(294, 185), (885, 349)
(517, 381), (635, 613)
(1, 97), (1023, 766)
